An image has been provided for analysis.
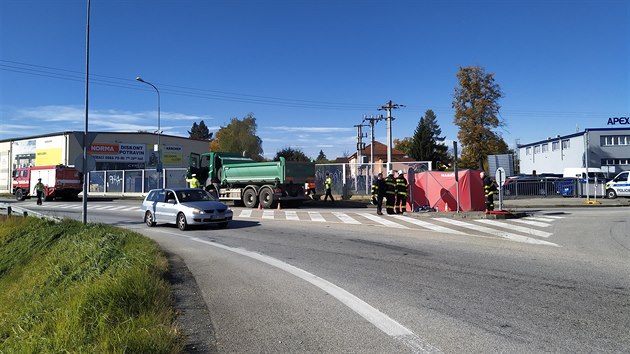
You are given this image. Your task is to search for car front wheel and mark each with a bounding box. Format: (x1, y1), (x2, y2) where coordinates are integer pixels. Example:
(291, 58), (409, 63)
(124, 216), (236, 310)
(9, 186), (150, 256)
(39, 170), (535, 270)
(145, 211), (156, 227)
(606, 189), (617, 199)
(177, 212), (188, 231)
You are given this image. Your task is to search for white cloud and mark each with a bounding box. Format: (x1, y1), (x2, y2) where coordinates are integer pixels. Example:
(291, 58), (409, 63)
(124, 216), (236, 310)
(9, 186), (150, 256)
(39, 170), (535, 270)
(267, 126), (354, 133)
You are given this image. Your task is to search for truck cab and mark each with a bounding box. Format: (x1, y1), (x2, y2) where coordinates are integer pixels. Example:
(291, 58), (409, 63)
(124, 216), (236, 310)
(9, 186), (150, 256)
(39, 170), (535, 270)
(605, 171), (630, 199)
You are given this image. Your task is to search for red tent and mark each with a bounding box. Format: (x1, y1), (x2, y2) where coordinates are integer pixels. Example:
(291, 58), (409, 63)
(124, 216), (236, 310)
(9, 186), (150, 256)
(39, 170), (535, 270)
(408, 170), (485, 212)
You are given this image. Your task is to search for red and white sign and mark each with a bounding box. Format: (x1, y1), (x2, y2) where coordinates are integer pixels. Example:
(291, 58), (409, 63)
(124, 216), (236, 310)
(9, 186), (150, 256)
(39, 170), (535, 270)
(89, 143), (145, 162)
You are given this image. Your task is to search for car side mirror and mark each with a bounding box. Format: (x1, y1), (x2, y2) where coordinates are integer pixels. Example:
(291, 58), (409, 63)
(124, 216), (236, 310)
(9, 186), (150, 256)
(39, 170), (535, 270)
(167, 199), (176, 204)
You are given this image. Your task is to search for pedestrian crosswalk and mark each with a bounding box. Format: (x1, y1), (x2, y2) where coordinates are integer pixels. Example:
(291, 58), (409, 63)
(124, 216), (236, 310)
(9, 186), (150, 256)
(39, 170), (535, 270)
(237, 209), (563, 247)
(29, 201), (563, 247)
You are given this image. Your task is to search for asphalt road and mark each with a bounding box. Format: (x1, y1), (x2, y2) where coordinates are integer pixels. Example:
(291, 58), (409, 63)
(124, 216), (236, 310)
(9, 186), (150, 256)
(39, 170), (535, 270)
(3, 199), (629, 353)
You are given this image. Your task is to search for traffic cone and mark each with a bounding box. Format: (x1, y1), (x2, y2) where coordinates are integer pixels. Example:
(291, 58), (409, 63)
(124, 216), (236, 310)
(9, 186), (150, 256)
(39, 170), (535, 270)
(258, 203), (262, 210)
(277, 201), (282, 210)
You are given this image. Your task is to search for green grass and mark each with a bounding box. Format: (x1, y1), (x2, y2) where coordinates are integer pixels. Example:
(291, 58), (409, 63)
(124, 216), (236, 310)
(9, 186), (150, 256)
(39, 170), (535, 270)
(0, 216), (182, 353)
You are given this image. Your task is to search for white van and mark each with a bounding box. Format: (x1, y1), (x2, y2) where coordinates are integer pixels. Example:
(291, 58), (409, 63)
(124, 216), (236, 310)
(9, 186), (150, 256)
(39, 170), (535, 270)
(605, 171), (630, 199)
(562, 167), (607, 179)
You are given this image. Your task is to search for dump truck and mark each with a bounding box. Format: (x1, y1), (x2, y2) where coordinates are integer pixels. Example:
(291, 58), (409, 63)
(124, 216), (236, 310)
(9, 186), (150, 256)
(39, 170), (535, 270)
(12, 164), (83, 201)
(187, 152), (315, 208)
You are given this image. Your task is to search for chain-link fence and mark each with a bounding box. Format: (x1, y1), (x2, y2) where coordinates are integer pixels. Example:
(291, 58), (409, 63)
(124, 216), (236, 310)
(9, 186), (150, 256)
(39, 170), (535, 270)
(314, 161), (432, 199)
(87, 168), (187, 195)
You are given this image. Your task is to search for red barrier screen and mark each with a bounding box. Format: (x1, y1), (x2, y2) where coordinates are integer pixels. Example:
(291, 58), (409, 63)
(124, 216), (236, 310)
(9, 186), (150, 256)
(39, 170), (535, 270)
(409, 170), (485, 212)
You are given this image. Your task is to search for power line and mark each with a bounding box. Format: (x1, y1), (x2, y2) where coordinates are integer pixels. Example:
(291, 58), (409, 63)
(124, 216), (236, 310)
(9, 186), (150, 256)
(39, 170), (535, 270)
(0, 59), (378, 111)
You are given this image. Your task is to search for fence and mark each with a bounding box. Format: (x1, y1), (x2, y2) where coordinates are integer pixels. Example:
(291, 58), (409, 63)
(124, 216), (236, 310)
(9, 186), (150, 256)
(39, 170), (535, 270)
(314, 161), (432, 199)
(87, 168), (187, 196)
(500, 177), (606, 199)
(85, 162), (432, 198)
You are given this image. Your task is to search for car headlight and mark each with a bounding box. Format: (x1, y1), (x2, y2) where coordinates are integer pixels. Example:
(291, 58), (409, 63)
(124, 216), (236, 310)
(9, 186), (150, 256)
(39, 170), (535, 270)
(191, 208), (206, 215)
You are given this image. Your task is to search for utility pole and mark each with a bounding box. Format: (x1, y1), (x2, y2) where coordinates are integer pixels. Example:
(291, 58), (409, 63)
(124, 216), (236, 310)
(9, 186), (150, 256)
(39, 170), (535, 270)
(378, 100), (404, 172)
(354, 123), (368, 192)
(362, 114), (385, 177)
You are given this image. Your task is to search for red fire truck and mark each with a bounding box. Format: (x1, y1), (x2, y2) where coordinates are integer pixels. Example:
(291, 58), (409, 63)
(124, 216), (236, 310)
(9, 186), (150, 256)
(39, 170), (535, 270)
(12, 165), (83, 201)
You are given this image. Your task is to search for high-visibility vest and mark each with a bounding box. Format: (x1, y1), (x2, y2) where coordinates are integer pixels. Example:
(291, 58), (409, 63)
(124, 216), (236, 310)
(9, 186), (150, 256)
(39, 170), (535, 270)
(34, 182), (45, 192)
(325, 177), (332, 189)
(187, 177), (200, 188)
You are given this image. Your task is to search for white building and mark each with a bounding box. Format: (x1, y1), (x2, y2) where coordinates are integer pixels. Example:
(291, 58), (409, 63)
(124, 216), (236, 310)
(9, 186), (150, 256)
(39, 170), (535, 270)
(0, 131), (210, 193)
(517, 127), (630, 176)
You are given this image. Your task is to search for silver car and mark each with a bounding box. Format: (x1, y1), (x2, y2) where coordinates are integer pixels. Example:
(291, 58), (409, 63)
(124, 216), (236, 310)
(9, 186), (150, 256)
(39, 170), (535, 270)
(142, 188), (233, 230)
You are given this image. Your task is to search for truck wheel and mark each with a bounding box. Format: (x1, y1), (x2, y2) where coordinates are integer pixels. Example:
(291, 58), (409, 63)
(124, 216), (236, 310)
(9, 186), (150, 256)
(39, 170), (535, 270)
(606, 189), (617, 199)
(259, 187), (275, 209)
(243, 189), (258, 208)
(15, 189), (24, 201)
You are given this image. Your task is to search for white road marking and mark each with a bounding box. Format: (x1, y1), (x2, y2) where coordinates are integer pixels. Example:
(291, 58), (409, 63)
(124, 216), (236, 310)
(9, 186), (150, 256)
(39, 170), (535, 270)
(539, 215), (564, 219)
(308, 211), (326, 222)
(356, 213), (409, 229)
(390, 215), (465, 235)
(284, 210), (300, 221)
(525, 217), (557, 222)
(511, 219), (552, 228)
(434, 218), (559, 247)
(476, 219), (553, 238)
(332, 212), (361, 224)
(262, 210), (275, 219)
(170, 232), (441, 353)
(239, 209), (252, 218)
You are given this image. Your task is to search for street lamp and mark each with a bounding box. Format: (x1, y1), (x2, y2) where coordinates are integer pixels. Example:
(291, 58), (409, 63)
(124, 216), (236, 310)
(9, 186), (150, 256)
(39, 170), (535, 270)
(136, 76), (162, 188)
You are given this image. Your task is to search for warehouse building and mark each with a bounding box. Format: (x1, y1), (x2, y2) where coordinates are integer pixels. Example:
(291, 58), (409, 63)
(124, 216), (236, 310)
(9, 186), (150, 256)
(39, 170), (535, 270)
(0, 131), (210, 194)
(517, 127), (630, 177)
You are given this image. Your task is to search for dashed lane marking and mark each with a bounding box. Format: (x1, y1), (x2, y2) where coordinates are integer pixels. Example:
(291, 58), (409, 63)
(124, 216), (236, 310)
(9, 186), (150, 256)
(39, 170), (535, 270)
(239, 209), (252, 218)
(285, 210), (300, 221)
(262, 210), (275, 219)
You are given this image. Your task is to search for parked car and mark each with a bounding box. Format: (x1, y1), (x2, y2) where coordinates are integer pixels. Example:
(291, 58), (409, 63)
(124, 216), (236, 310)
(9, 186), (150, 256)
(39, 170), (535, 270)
(142, 188), (233, 230)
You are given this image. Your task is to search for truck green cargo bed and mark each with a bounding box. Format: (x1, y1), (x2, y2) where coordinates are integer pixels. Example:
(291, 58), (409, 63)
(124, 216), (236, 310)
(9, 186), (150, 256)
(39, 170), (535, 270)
(222, 157), (314, 185)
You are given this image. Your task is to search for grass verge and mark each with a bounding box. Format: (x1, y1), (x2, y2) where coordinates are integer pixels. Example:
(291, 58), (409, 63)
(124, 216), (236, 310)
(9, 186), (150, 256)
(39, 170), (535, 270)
(0, 216), (182, 353)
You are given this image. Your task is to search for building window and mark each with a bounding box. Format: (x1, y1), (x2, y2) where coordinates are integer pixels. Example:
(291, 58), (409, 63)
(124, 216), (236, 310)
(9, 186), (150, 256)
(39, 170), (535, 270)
(526, 147), (531, 155)
(601, 135), (630, 146)
(561, 139), (570, 149)
(534, 145), (541, 154)
(552, 141), (560, 151)
(541, 143), (548, 153)
(602, 158), (630, 166)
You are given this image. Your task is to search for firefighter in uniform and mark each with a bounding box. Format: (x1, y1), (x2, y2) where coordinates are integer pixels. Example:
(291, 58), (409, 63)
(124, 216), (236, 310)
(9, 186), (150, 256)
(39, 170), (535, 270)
(324, 172), (334, 202)
(33, 178), (45, 205)
(186, 173), (201, 189)
(481, 171), (497, 213)
(394, 169), (409, 214)
(384, 170), (397, 214)
(371, 172), (385, 215)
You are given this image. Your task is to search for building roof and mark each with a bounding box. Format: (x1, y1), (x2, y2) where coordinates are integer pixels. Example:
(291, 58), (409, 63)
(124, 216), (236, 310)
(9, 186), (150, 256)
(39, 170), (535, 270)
(349, 141), (409, 159)
(0, 130), (208, 143)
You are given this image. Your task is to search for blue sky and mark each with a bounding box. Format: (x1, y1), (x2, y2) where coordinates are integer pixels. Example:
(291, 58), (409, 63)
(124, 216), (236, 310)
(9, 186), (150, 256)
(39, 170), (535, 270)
(1, 0), (628, 160)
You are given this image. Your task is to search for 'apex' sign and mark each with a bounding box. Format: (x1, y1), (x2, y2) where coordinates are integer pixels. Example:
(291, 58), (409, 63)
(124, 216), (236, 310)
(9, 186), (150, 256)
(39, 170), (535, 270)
(607, 117), (630, 125)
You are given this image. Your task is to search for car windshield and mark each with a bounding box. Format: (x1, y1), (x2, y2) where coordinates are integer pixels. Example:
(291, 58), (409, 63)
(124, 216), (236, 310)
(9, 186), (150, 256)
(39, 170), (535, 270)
(176, 189), (216, 202)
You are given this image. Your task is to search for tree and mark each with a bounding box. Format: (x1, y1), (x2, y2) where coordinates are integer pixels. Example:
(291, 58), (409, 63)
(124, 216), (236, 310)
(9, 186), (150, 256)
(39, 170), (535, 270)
(315, 150), (328, 163)
(452, 65), (509, 170)
(393, 137), (413, 156)
(210, 113), (264, 160)
(410, 109), (450, 170)
(274, 147), (311, 162)
(188, 120), (213, 141)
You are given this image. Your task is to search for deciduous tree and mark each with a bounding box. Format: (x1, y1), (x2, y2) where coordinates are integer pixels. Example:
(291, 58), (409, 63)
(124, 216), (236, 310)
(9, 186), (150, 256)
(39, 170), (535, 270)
(452, 65), (509, 170)
(393, 137), (413, 156)
(274, 147), (311, 162)
(210, 113), (263, 161)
